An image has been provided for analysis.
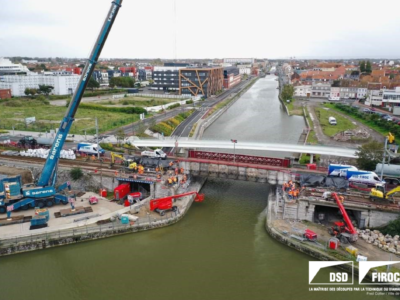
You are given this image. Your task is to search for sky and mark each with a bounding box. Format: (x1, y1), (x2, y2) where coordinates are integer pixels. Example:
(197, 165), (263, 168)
(1, 0), (400, 59)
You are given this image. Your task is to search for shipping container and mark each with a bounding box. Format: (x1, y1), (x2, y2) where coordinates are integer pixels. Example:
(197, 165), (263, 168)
(114, 183), (131, 200)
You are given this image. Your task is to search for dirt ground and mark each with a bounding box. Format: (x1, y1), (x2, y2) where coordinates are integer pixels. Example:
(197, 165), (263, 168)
(0, 165), (33, 184)
(272, 218), (399, 264)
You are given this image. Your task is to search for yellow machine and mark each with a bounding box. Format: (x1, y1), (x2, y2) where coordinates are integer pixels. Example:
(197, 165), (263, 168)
(110, 152), (137, 170)
(370, 183), (400, 203)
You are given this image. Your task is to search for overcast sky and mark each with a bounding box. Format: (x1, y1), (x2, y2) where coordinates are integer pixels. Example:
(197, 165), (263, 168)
(1, 0), (400, 59)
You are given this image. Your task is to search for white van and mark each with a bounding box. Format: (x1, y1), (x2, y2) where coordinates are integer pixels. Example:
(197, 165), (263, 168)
(328, 96), (340, 101)
(329, 116), (337, 125)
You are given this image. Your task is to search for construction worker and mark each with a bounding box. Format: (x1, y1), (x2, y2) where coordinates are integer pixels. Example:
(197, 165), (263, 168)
(91, 154), (96, 161)
(180, 167), (184, 174)
(157, 173), (161, 180)
(173, 176), (178, 185)
(293, 189), (299, 200)
(175, 168), (179, 175)
(156, 167), (159, 173)
(181, 174), (187, 184)
(339, 195), (345, 204)
(167, 177), (173, 186)
(283, 182), (288, 192)
(169, 161), (174, 167)
(288, 189), (294, 200)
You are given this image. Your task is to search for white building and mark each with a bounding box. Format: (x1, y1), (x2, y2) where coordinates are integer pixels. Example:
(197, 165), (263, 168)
(330, 87), (340, 99)
(357, 87), (368, 99)
(237, 64), (251, 75)
(223, 58), (254, 64)
(294, 84), (312, 97)
(382, 87), (400, 108)
(0, 74), (80, 96)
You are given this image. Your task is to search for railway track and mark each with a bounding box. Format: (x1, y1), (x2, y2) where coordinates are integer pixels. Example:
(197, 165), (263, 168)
(304, 189), (400, 212)
(0, 154), (120, 173)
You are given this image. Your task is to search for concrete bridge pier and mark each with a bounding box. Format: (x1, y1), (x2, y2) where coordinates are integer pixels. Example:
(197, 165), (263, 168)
(228, 166), (238, 180)
(257, 169), (268, 183)
(246, 168), (258, 182)
(268, 171), (277, 185)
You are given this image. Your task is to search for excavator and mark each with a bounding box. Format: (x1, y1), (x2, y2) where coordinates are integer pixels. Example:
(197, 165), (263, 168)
(110, 152), (138, 170)
(370, 183), (400, 203)
(328, 192), (358, 244)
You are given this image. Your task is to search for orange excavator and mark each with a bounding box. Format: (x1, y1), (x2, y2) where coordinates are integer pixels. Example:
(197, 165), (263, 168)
(328, 192), (358, 244)
(150, 191), (204, 216)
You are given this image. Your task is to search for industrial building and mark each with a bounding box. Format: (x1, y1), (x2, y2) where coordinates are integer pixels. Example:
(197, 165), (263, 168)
(179, 67), (223, 97)
(223, 67), (241, 89)
(0, 74), (80, 96)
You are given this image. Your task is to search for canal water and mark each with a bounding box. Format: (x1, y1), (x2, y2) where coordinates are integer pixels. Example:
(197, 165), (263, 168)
(202, 75), (305, 158)
(0, 76), (392, 299)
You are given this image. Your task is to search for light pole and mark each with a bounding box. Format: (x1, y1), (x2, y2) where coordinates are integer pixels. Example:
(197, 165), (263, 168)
(231, 139), (237, 163)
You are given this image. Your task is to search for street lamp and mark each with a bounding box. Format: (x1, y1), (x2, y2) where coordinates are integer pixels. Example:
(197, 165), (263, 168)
(231, 139), (237, 163)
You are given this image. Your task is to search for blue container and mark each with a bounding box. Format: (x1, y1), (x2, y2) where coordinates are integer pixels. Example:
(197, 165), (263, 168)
(9, 183), (21, 196)
(120, 216), (129, 224)
(35, 208), (50, 222)
(30, 216), (47, 226)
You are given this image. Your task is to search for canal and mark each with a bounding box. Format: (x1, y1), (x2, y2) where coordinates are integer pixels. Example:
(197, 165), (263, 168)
(202, 75), (305, 157)
(0, 76), (392, 299)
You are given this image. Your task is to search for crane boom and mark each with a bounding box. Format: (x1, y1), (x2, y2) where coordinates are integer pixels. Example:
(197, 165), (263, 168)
(37, 0), (123, 187)
(331, 192), (357, 235)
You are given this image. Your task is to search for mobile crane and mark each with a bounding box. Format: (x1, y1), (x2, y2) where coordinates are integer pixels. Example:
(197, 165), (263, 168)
(327, 192), (358, 244)
(0, 0), (123, 220)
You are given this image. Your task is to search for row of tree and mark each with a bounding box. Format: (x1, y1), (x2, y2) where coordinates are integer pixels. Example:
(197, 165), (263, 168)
(109, 77), (135, 88)
(24, 85), (54, 96)
(359, 61), (372, 74)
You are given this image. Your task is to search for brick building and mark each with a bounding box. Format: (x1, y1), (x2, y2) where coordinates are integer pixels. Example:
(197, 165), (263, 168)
(0, 89), (12, 99)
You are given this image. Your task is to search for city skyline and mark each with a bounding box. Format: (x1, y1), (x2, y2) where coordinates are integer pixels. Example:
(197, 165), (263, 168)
(1, 0), (400, 59)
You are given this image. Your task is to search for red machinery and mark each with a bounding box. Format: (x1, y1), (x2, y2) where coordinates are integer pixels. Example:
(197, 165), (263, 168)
(328, 192), (358, 244)
(150, 191), (204, 216)
(114, 183), (131, 201)
(303, 229), (317, 242)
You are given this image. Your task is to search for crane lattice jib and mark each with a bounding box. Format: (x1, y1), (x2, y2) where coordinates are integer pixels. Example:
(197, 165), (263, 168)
(37, 0), (123, 187)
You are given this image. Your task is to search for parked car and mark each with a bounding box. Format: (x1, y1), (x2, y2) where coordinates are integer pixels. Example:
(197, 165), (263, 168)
(362, 108), (373, 114)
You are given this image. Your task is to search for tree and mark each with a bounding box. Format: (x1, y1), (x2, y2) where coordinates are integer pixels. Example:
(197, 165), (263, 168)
(366, 61), (372, 74)
(38, 84), (54, 96)
(40, 63), (48, 71)
(281, 84), (294, 101)
(109, 77), (135, 88)
(87, 77), (100, 91)
(359, 61), (366, 73)
(355, 140), (384, 171)
(70, 167), (83, 181)
(116, 128), (126, 146)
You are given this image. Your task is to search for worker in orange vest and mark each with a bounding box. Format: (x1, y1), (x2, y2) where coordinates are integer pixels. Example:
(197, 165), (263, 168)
(167, 177), (173, 186)
(175, 168), (179, 175)
(283, 182), (288, 192)
(288, 189), (294, 200)
(169, 161), (174, 167)
(173, 176), (178, 185)
(339, 195), (345, 204)
(180, 167), (184, 174)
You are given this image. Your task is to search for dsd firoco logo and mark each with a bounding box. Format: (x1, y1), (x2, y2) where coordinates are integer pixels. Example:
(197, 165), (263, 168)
(309, 261), (400, 285)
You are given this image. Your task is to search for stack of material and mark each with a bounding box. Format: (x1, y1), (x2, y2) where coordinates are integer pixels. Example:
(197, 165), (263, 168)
(20, 149), (76, 160)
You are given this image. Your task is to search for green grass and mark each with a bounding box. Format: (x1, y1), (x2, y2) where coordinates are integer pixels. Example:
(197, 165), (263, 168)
(0, 102), (139, 134)
(316, 106), (356, 137)
(304, 107), (318, 144)
(286, 99), (303, 116)
(324, 103), (387, 136)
